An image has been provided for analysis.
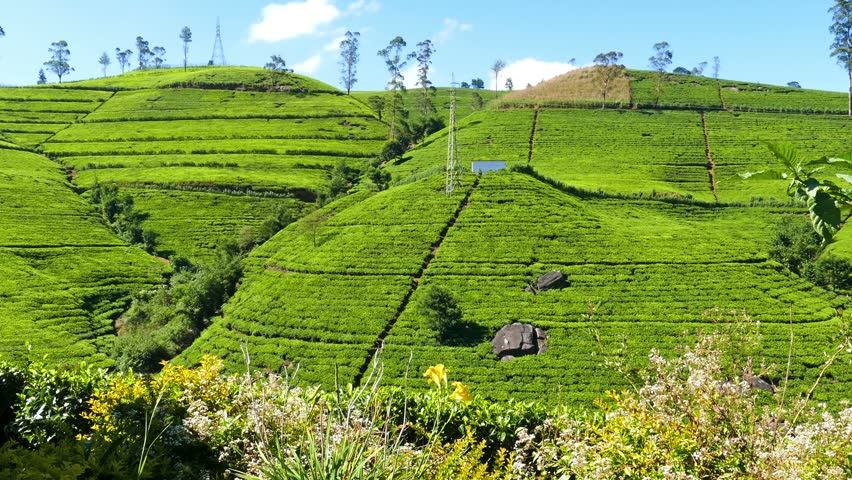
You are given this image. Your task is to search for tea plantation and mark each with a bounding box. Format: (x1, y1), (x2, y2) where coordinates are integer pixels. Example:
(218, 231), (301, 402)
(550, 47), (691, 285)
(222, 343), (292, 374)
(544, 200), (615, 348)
(1, 66), (851, 406)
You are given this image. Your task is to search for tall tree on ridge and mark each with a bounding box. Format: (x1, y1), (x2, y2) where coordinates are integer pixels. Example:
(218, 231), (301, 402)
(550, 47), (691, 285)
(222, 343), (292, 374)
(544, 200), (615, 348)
(339, 30), (360, 95)
(649, 41), (672, 106)
(98, 52), (111, 77)
(594, 51), (624, 109)
(829, 0), (852, 116)
(152, 46), (166, 68)
(37, 69), (47, 85)
(414, 39), (436, 117)
(136, 36), (151, 69)
(44, 40), (73, 83)
(491, 59), (506, 98)
(115, 48), (133, 73)
(712, 56), (721, 79)
(180, 27), (192, 71)
(377, 36), (411, 141)
(0, 25), (4, 37)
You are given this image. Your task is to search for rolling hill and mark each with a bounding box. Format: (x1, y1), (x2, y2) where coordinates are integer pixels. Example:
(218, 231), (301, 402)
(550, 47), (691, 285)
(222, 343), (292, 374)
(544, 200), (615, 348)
(1, 66), (851, 406)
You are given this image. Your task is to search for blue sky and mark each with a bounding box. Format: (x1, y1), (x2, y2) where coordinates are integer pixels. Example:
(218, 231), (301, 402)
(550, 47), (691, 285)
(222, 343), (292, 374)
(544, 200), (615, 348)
(0, 0), (847, 92)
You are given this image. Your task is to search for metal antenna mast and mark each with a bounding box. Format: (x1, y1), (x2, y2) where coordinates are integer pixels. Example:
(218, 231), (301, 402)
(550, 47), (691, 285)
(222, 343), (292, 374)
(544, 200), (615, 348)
(446, 77), (460, 195)
(210, 18), (226, 66)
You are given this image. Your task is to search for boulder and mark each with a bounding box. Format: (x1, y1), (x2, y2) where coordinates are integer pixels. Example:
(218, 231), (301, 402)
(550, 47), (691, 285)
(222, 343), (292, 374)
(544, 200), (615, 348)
(492, 323), (548, 360)
(525, 270), (568, 293)
(744, 373), (776, 393)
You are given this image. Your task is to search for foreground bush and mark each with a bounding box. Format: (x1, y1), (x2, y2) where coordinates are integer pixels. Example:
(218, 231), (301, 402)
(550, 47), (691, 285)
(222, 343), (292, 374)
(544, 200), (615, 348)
(0, 323), (850, 479)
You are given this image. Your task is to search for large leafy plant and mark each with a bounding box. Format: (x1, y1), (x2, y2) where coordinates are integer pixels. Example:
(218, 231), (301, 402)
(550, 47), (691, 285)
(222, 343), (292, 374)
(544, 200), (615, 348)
(742, 144), (852, 245)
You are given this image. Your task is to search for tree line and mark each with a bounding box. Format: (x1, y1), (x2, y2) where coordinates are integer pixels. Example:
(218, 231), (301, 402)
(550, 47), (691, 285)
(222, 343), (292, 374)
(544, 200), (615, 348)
(31, 26), (194, 84)
(3, 1), (850, 116)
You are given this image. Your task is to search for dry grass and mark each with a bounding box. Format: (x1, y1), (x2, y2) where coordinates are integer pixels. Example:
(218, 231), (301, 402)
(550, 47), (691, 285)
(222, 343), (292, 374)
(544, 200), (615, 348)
(500, 66), (630, 106)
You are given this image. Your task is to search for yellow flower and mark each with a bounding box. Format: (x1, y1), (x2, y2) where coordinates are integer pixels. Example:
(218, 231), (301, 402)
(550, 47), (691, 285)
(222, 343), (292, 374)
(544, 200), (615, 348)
(450, 381), (471, 402)
(423, 364), (449, 387)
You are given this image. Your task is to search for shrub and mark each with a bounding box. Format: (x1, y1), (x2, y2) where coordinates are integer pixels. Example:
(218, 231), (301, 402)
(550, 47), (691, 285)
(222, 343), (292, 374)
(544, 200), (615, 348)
(769, 217), (820, 275)
(418, 285), (464, 343)
(804, 255), (852, 292)
(379, 139), (406, 163)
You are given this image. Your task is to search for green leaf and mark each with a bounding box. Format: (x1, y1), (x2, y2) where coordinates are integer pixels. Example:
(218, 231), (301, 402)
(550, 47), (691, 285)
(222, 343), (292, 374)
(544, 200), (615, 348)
(804, 178), (821, 198)
(837, 174), (852, 185)
(766, 143), (800, 171)
(738, 170), (784, 180)
(807, 190), (841, 244)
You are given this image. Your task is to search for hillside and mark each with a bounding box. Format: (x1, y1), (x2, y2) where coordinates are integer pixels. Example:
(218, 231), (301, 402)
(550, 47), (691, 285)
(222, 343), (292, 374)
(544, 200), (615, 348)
(1, 66), (851, 406)
(2, 67), (387, 261)
(0, 148), (165, 365)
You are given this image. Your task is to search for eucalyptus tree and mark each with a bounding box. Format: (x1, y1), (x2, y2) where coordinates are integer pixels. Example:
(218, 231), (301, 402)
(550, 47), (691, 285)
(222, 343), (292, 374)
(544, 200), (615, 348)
(180, 26), (192, 71)
(115, 48), (133, 73)
(594, 51), (624, 109)
(377, 36), (411, 140)
(649, 41), (672, 106)
(98, 51), (111, 77)
(414, 39), (436, 116)
(829, 0), (852, 115)
(136, 36), (151, 69)
(44, 40), (73, 83)
(265, 54), (292, 87)
(339, 30), (360, 95)
(491, 59), (506, 98)
(151, 46), (166, 68)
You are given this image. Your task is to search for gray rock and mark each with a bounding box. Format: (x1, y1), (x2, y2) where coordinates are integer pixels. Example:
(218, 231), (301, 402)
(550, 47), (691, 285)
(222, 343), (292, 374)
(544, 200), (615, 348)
(525, 270), (569, 293)
(744, 373), (776, 393)
(492, 323), (548, 360)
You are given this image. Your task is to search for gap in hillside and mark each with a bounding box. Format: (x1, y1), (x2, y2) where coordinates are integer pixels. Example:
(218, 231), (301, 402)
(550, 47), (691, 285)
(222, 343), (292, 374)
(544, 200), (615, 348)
(528, 107), (540, 164)
(352, 177), (481, 387)
(701, 111), (719, 202)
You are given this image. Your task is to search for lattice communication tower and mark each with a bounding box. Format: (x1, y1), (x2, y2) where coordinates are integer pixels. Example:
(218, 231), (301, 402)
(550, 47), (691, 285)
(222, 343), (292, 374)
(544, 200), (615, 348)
(446, 80), (460, 195)
(210, 18), (226, 66)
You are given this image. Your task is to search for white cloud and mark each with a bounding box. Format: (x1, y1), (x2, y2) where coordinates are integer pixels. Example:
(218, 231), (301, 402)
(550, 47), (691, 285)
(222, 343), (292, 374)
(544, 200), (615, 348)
(491, 58), (578, 90)
(293, 54), (323, 74)
(250, 0), (340, 43)
(435, 18), (472, 45)
(401, 64), (418, 89)
(323, 35), (346, 52)
(346, 0), (381, 15)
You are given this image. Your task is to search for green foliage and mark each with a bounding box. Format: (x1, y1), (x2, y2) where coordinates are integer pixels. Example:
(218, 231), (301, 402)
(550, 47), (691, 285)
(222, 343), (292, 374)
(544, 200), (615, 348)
(0, 360), (108, 446)
(364, 165), (391, 191)
(90, 182), (155, 251)
(379, 138), (405, 162)
(328, 160), (361, 199)
(113, 243), (243, 372)
(803, 255), (852, 291)
(742, 144), (852, 245)
(44, 40), (73, 83)
(418, 285), (463, 343)
(769, 217), (821, 274)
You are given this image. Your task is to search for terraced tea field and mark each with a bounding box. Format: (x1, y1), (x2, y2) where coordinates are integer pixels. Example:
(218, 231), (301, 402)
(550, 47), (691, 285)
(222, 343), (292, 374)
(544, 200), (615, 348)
(0, 69), (390, 261)
(181, 171), (849, 405)
(0, 148), (165, 365)
(2, 66), (851, 407)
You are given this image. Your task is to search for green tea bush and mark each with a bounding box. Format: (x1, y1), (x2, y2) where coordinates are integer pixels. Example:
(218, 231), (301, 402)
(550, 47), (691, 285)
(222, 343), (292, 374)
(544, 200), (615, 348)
(417, 285), (464, 344)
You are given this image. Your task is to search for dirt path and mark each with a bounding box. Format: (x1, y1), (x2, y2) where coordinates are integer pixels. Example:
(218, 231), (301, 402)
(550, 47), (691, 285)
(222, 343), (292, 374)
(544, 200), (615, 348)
(701, 111), (719, 202)
(352, 177), (481, 387)
(528, 107), (540, 164)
